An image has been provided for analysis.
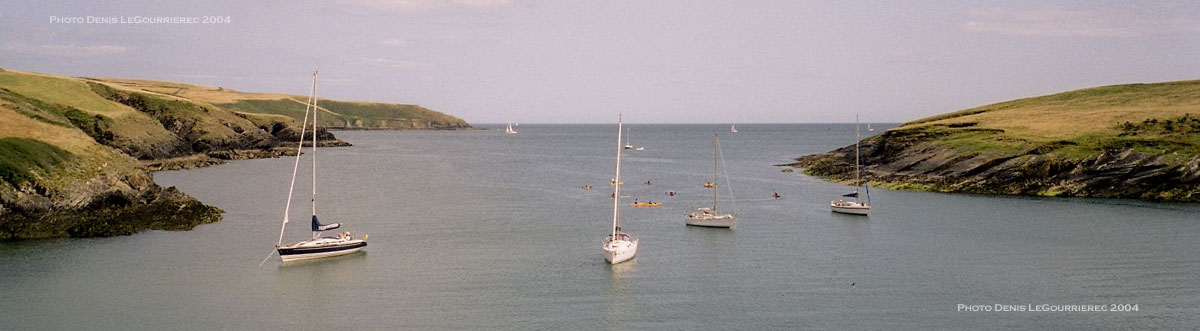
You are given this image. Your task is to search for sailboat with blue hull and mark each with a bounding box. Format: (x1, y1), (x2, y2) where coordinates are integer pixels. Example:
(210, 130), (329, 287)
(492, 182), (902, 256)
(275, 71), (367, 263)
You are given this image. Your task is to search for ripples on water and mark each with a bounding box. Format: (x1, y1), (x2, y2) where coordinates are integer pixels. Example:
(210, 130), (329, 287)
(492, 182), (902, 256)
(2, 124), (1198, 330)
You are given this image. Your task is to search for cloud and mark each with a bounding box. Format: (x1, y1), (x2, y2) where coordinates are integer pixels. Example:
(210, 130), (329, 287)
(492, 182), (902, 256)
(379, 38), (411, 47)
(964, 7), (1200, 37)
(450, 0), (515, 8)
(360, 57), (428, 71)
(1, 43), (129, 57)
(336, 0), (515, 12)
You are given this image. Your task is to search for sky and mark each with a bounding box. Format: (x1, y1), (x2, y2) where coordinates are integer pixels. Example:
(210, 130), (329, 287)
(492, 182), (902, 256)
(1, 0), (1198, 124)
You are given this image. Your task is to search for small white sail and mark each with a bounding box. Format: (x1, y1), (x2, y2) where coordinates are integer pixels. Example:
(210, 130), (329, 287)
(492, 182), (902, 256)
(623, 126), (634, 149)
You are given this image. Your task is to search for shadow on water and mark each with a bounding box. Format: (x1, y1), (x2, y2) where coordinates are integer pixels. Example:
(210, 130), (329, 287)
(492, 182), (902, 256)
(607, 259), (637, 281)
(605, 260), (638, 328)
(829, 211), (871, 222)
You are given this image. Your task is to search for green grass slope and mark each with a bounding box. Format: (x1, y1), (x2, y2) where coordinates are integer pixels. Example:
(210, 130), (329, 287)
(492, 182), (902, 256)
(792, 79), (1200, 201)
(0, 91), (220, 239)
(1, 67), (471, 238)
(94, 77), (471, 130)
(898, 80), (1200, 162)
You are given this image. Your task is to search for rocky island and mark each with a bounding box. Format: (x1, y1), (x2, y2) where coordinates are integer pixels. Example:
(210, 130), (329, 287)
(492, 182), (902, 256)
(787, 79), (1200, 201)
(0, 68), (471, 239)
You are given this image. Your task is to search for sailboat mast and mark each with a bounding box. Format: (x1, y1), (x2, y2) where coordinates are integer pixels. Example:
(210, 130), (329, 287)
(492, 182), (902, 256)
(278, 72), (318, 246)
(311, 71), (319, 219)
(612, 115), (623, 238)
(855, 113), (862, 203)
(712, 134), (719, 211)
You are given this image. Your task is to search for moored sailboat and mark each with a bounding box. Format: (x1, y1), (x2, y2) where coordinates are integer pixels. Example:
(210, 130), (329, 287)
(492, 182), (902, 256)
(603, 115), (638, 264)
(687, 134), (737, 228)
(274, 71), (367, 262)
(622, 126), (646, 150)
(831, 113), (871, 216)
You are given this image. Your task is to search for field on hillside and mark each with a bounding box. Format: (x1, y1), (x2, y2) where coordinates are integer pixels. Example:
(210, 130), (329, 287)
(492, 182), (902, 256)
(95, 77), (471, 130)
(895, 80), (1200, 161)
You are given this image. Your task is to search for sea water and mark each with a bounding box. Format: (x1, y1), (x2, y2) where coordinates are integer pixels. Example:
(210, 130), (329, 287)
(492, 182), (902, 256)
(2, 124), (1198, 330)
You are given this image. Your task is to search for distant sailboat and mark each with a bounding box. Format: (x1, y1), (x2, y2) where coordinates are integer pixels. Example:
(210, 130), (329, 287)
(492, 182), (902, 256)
(831, 113), (871, 216)
(687, 133), (737, 227)
(730, 124), (737, 133)
(505, 123), (518, 134)
(624, 126), (646, 150)
(274, 71), (367, 262)
(603, 115), (638, 264)
(868, 123), (874, 131)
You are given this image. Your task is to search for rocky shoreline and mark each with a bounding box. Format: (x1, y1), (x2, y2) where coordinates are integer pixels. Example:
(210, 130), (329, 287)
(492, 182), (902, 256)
(141, 141), (349, 171)
(0, 141), (349, 240)
(1, 186), (221, 239)
(784, 128), (1200, 201)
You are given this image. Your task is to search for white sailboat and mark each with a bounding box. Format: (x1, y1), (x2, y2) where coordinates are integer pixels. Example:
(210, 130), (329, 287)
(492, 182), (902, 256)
(622, 126), (646, 150)
(831, 113), (871, 216)
(505, 122), (518, 134)
(686, 133), (737, 228)
(274, 71), (367, 262)
(603, 115), (638, 264)
(730, 124), (737, 133)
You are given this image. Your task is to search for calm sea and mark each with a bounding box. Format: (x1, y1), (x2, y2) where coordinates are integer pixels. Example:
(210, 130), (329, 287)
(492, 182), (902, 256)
(2, 124), (1198, 330)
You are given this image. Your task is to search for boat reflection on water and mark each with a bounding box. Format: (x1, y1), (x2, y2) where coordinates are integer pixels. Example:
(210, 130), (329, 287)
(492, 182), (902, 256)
(278, 249), (368, 268)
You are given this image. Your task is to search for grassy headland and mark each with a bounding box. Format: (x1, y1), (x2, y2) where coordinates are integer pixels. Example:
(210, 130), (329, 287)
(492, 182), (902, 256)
(93, 77), (471, 130)
(0, 68), (470, 239)
(787, 79), (1200, 201)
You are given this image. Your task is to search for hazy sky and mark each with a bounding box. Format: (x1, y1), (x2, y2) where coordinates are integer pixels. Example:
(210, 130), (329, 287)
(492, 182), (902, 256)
(2, 1), (1198, 123)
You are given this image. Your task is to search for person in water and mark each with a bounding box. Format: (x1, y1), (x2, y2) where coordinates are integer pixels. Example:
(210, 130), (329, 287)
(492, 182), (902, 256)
(773, 191), (781, 199)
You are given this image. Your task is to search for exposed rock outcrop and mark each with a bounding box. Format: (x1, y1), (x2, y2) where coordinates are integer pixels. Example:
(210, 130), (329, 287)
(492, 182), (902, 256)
(787, 127), (1200, 201)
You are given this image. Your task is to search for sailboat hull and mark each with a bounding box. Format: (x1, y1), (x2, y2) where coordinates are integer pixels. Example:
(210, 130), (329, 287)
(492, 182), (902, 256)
(685, 215), (735, 228)
(603, 238), (638, 264)
(830, 201), (870, 215)
(278, 239), (367, 262)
